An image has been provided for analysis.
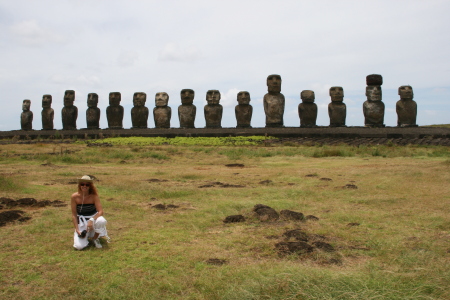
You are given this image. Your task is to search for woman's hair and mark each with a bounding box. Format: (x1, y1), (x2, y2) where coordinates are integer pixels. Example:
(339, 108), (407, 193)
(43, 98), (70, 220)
(77, 182), (98, 196)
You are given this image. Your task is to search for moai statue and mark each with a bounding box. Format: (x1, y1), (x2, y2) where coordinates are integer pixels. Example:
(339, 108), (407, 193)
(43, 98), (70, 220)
(235, 91), (253, 128)
(153, 92), (171, 128)
(363, 74), (385, 127)
(204, 90), (222, 128)
(61, 90), (77, 130)
(298, 90), (317, 128)
(86, 93), (101, 129)
(131, 92), (149, 128)
(20, 100), (33, 130)
(328, 86), (347, 127)
(41, 94), (54, 130)
(106, 92), (124, 129)
(263, 74), (285, 127)
(396, 85), (418, 127)
(178, 89), (196, 128)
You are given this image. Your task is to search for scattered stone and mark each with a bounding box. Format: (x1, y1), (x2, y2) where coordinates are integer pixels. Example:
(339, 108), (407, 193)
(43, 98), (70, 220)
(320, 178), (332, 181)
(282, 229), (308, 241)
(265, 235), (279, 239)
(205, 258), (227, 266)
(275, 241), (314, 255)
(0, 197), (66, 208)
(225, 164), (244, 168)
(347, 222), (360, 227)
(313, 241), (335, 252)
(305, 215), (319, 221)
(253, 204), (279, 221)
(0, 210), (27, 227)
(147, 179), (168, 183)
(305, 174), (318, 177)
(280, 210), (305, 221)
(287, 183), (295, 185)
(223, 215), (245, 223)
(199, 182), (245, 188)
(344, 184), (358, 189)
(259, 180), (273, 185)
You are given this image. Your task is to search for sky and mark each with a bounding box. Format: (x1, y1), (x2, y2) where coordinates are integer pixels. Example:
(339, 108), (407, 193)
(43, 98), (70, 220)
(1, 0), (449, 131)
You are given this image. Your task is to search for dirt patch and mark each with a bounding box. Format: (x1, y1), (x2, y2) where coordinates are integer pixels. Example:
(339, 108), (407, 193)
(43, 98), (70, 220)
(343, 184), (358, 189)
(205, 258), (227, 266)
(320, 178), (332, 181)
(275, 241), (314, 255)
(305, 174), (318, 177)
(146, 179), (169, 183)
(282, 229), (308, 241)
(0, 210), (29, 227)
(225, 164), (244, 168)
(151, 204), (180, 210)
(198, 182), (245, 188)
(305, 215), (319, 221)
(259, 180), (273, 185)
(223, 215), (246, 223)
(347, 222), (360, 227)
(0, 197), (66, 208)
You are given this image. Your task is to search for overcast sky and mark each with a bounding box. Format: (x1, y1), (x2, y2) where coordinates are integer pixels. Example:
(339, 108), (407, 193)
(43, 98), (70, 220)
(1, 0), (449, 131)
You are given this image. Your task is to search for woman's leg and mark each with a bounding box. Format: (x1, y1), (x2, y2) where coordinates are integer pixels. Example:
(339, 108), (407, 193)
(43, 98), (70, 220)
(73, 222), (89, 250)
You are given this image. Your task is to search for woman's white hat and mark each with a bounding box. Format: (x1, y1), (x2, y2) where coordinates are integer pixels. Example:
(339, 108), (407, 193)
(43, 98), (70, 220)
(77, 175), (94, 183)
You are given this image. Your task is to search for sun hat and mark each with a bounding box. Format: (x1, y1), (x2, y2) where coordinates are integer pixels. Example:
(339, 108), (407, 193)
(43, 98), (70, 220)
(77, 175), (94, 183)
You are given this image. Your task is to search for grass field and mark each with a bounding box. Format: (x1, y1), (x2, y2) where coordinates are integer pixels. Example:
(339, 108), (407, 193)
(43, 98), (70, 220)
(0, 138), (449, 299)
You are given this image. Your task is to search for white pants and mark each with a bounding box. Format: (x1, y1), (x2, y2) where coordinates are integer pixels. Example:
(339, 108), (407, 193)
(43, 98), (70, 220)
(73, 215), (108, 250)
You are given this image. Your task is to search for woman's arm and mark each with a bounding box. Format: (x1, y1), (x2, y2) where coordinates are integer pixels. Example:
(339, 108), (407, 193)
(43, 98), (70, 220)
(71, 193), (80, 235)
(87, 195), (103, 231)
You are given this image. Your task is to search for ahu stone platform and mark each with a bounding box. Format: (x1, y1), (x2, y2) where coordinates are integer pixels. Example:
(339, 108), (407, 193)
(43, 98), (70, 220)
(1, 127), (450, 144)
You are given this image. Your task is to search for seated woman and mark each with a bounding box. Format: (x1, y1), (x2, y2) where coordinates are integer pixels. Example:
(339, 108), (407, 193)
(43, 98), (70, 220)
(71, 175), (110, 250)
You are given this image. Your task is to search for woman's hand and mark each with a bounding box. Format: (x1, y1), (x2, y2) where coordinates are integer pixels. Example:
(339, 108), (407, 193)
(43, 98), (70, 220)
(87, 220), (94, 232)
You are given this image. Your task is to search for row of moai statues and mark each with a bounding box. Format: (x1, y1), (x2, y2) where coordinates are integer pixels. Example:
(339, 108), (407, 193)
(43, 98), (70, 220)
(20, 74), (417, 130)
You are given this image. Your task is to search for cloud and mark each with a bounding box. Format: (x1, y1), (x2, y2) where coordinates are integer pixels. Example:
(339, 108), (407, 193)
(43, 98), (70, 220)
(158, 43), (202, 62)
(49, 74), (101, 87)
(10, 20), (65, 46)
(220, 88), (240, 108)
(117, 50), (139, 67)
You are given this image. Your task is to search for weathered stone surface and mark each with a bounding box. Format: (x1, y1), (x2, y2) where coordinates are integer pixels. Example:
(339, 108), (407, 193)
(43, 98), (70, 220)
(153, 92), (171, 128)
(298, 90), (317, 128)
(204, 90), (222, 128)
(41, 94), (54, 130)
(61, 90), (77, 130)
(20, 100), (33, 130)
(363, 85), (385, 127)
(86, 93), (100, 129)
(106, 92), (124, 129)
(253, 204), (279, 221)
(235, 91), (253, 128)
(396, 85), (417, 127)
(178, 89), (196, 128)
(131, 92), (149, 129)
(264, 74), (285, 127)
(366, 74), (383, 86)
(328, 86), (346, 127)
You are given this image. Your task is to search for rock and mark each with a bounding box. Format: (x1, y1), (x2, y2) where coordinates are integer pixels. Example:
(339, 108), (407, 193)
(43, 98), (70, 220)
(306, 215), (319, 221)
(223, 215), (245, 223)
(282, 229), (308, 241)
(275, 241), (314, 255)
(280, 210), (305, 221)
(313, 241), (335, 252)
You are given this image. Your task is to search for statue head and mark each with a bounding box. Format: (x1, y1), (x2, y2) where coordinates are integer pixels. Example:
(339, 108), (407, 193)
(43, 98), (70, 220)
(206, 90), (221, 105)
(133, 92), (146, 107)
(366, 74), (383, 86)
(42, 94), (52, 108)
(366, 86), (382, 101)
(109, 92), (121, 107)
(300, 90), (315, 103)
(237, 91), (251, 105)
(398, 85), (413, 100)
(267, 74), (282, 93)
(22, 99), (31, 111)
(180, 89), (195, 105)
(64, 90), (75, 107)
(155, 92), (169, 107)
(87, 93), (99, 108)
(329, 86), (344, 102)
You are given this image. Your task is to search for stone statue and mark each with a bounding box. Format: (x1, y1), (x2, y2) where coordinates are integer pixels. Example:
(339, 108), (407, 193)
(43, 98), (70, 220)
(106, 92), (124, 129)
(61, 90), (77, 130)
(328, 86), (347, 127)
(20, 100), (33, 130)
(235, 91), (253, 128)
(298, 90), (317, 128)
(41, 94), (54, 130)
(86, 93), (101, 129)
(153, 92), (171, 128)
(263, 74), (285, 127)
(178, 89), (196, 128)
(204, 90), (222, 128)
(396, 85), (417, 127)
(131, 92), (148, 128)
(363, 74), (385, 127)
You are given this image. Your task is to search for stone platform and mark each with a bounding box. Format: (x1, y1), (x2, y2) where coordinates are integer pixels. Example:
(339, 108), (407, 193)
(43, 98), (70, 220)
(1, 126), (449, 142)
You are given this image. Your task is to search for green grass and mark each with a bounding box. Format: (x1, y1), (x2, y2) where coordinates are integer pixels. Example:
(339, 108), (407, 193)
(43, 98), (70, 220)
(0, 141), (449, 299)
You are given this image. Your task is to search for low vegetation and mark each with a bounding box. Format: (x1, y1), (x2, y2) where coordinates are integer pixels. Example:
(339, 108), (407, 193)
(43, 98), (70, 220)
(0, 137), (449, 299)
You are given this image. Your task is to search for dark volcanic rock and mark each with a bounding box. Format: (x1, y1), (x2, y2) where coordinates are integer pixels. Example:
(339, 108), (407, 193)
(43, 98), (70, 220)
(205, 258), (227, 265)
(313, 241), (335, 252)
(282, 229), (308, 241)
(280, 210), (305, 221)
(253, 204), (279, 221)
(223, 215), (246, 223)
(0, 210), (26, 227)
(305, 215), (319, 221)
(275, 241), (314, 255)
